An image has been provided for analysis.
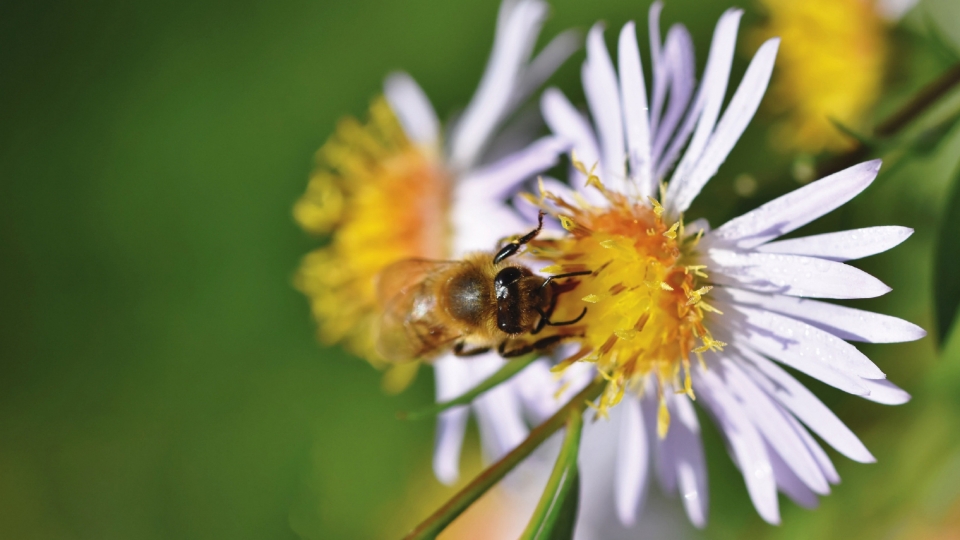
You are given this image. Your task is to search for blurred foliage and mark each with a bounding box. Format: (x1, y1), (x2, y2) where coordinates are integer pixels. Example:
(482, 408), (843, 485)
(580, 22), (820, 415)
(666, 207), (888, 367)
(1, 0), (960, 539)
(935, 163), (960, 345)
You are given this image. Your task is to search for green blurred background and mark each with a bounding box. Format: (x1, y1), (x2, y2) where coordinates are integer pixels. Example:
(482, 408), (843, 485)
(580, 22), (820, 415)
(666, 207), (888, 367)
(3, 0), (960, 538)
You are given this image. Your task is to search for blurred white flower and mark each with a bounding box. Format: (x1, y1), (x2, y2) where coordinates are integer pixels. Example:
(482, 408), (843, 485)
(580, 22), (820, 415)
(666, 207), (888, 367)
(382, 0), (583, 485)
(524, 2), (926, 530)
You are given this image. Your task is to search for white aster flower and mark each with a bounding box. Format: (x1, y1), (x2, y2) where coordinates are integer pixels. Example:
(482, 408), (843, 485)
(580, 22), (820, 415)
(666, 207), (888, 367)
(519, 2), (926, 529)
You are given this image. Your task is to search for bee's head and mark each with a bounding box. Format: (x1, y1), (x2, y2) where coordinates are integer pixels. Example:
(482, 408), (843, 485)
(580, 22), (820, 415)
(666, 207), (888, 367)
(493, 265), (549, 334)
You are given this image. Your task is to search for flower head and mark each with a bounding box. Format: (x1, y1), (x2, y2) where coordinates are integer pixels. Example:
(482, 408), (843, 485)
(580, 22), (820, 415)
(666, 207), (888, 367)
(527, 2), (925, 529)
(752, 0), (900, 153)
(294, 98), (451, 365)
(530, 171), (722, 428)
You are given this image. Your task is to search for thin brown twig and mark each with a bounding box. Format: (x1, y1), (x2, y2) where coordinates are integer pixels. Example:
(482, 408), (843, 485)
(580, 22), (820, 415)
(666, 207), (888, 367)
(817, 63), (960, 177)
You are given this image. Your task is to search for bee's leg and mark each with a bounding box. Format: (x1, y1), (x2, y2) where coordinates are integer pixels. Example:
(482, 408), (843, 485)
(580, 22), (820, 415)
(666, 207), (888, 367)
(453, 341), (492, 357)
(544, 307), (588, 326)
(538, 270), (593, 293)
(498, 334), (569, 358)
(531, 303), (554, 335)
(493, 211), (545, 264)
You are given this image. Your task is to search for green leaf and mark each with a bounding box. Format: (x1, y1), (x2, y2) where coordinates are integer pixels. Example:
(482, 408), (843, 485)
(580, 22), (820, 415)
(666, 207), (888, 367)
(935, 162), (960, 346)
(520, 408), (583, 540)
(397, 354), (539, 420)
(401, 379), (605, 540)
(881, 109), (960, 180)
(828, 117), (878, 148)
(909, 109), (960, 157)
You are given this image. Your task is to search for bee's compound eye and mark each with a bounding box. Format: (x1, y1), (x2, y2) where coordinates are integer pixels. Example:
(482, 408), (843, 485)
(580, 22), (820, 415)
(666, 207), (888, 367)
(494, 267), (524, 299)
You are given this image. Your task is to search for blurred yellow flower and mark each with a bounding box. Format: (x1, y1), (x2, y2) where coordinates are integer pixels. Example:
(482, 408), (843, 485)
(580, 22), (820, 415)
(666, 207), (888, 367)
(753, 0), (888, 153)
(294, 98), (451, 368)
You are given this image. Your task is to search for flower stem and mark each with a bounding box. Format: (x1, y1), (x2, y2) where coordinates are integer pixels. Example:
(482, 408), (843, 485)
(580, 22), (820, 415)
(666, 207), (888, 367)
(401, 378), (606, 540)
(518, 408), (583, 540)
(397, 355), (539, 420)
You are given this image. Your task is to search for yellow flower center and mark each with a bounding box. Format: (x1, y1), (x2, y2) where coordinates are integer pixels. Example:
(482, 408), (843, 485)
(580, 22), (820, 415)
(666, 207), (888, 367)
(294, 98), (451, 367)
(752, 0), (887, 153)
(529, 179), (723, 436)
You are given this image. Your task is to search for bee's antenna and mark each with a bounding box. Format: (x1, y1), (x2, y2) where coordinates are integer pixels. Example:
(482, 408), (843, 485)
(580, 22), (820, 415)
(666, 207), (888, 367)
(493, 211), (545, 264)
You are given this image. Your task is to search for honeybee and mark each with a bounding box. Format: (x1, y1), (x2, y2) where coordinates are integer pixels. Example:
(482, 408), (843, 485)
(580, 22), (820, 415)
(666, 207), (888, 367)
(374, 212), (589, 362)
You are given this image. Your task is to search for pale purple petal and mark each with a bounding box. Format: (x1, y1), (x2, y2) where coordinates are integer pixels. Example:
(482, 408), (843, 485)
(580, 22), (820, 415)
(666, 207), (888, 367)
(539, 176), (581, 203)
(583, 23), (626, 188)
(668, 38), (779, 214)
(713, 322), (869, 395)
(481, 104), (546, 166)
(384, 72), (441, 149)
(657, 81), (701, 182)
(433, 355), (474, 484)
(685, 217), (711, 237)
(722, 359), (829, 494)
(615, 394), (650, 525)
(469, 353), (529, 462)
(706, 249), (891, 299)
(451, 200), (527, 255)
(780, 408), (840, 484)
(669, 393), (709, 527)
(541, 87), (602, 183)
(578, 397), (628, 536)
(758, 226), (914, 262)
(512, 359), (563, 423)
(695, 366), (780, 524)
(768, 441), (820, 509)
(459, 135), (570, 200)
(714, 287), (926, 343)
(649, 396), (676, 494)
(450, 0), (547, 170)
(648, 1), (666, 136)
(555, 361), (596, 405)
(877, 0), (919, 21)
(717, 302), (884, 379)
(652, 24), (696, 174)
(708, 160), (882, 249)
(510, 29), (583, 111)
(666, 9), (742, 209)
(735, 346), (875, 463)
(618, 21), (655, 197)
(859, 377), (911, 405)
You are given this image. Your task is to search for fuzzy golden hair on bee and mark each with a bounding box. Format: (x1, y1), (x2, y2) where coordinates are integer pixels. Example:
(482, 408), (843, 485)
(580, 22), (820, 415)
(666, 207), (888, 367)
(373, 212), (590, 363)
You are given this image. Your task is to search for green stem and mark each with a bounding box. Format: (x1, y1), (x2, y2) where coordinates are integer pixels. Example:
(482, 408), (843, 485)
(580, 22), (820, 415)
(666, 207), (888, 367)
(818, 63), (960, 177)
(401, 378), (606, 540)
(519, 408), (583, 540)
(398, 355), (539, 421)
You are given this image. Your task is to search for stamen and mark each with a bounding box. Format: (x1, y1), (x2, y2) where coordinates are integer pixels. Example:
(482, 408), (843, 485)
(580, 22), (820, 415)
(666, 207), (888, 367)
(527, 176), (721, 430)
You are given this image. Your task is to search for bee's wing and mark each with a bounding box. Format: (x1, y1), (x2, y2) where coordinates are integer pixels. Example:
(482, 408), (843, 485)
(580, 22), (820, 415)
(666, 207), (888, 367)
(375, 259), (465, 362)
(376, 259), (456, 308)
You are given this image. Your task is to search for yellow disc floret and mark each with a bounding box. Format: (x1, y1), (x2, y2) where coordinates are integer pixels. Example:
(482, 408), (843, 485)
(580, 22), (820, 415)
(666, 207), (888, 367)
(294, 98), (451, 367)
(528, 173), (723, 436)
(752, 0), (887, 153)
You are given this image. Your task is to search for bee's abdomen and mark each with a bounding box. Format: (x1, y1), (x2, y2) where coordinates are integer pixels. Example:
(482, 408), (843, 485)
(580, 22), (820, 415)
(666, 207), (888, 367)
(446, 271), (489, 326)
